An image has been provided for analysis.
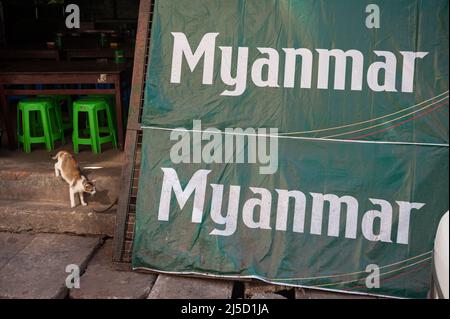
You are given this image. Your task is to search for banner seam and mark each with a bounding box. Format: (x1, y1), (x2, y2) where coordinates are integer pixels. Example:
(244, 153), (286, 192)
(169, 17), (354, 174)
(140, 126), (449, 147)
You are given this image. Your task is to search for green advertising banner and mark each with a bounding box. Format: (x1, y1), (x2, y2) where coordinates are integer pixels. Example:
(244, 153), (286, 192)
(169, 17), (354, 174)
(133, 0), (449, 298)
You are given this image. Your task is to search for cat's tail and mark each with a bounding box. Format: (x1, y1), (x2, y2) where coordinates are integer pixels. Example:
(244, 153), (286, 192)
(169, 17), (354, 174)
(51, 151), (67, 160)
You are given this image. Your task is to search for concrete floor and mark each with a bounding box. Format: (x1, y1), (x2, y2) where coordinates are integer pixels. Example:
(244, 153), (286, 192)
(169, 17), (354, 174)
(0, 232), (157, 299)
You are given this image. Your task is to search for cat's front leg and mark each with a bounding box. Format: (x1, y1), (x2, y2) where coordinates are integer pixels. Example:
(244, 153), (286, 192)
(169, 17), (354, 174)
(69, 187), (76, 208)
(79, 192), (87, 206)
(54, 163), (60, 177)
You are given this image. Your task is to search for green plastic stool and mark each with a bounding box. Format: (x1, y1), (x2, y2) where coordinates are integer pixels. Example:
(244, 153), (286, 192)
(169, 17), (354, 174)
(84, 95), (116, 132)
(72, 99), (118, 154)
(38, 95), (73, 131)
(17, 98), (65, 153)
(78, 95), (115, 144)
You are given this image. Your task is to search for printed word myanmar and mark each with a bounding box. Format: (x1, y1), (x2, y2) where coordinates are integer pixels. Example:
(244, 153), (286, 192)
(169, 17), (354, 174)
(158, 168), (425, 244)
(170, 32), (428, 96)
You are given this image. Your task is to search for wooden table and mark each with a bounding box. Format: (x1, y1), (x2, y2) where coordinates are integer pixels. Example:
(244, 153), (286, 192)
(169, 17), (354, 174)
(0, 61), (131, 150)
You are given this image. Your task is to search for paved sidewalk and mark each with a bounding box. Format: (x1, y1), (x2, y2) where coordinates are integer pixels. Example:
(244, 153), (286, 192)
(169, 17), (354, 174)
(0, 232), (101, 298)
(0, 232), (234, 299)
(0, 232), (159, 299)
(0, 231), (376, 299)
(70, 240), (156, 299)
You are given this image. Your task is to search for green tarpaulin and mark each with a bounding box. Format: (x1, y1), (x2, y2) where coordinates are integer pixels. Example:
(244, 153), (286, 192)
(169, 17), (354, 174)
(133, 0), (449, 298)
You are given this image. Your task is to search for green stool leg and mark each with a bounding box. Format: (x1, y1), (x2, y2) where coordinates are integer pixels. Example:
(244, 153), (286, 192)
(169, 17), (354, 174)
(105, 107), (118, 149)
(88, 109), (100, 154)
(54, 104), (66, 145)
(16, 107), (36, 148)
(22, 109), (31, 153)
(41, 108), (53, 151)
(73, 108), (80, 154)
(48, 106), (56, 145)
(43, 100), (64, 147)
(66, 96), (73, 130)
(17, 106), (21, 149)
(30, 112), (38, 137)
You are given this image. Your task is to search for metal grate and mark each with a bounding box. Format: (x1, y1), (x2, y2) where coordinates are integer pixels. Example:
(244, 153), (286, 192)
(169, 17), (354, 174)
(113, 0), (154, 265)
(138, 0), (154, 123)
(120, 131), (142, 263)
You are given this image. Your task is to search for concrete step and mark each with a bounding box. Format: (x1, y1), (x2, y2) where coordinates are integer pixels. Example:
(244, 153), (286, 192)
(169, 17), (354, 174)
(250, 292), (287, 299)
(0, 200), (116, 236)
(0, 148), (122, 205)
(147, 275), (234, 299)
(245, 281), (378, 299)
(0, 232), (102, 299)
(70, 240), (156, 299)
(0, 167), (120, 205)
(245, 282), (293, 299)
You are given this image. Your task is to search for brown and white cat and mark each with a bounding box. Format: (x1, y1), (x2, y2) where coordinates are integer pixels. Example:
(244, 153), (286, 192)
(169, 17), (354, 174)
(52, 151), (96, 208)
